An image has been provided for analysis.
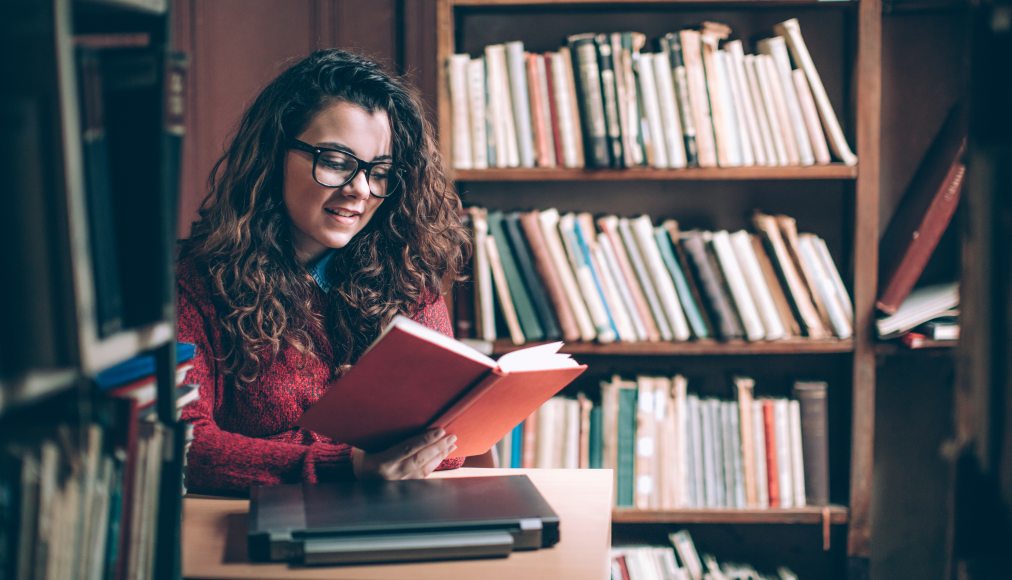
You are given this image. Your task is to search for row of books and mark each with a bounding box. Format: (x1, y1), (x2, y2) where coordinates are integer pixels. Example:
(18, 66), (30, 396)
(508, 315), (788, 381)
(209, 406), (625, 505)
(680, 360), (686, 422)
(447, 18), (855, 171)
(495, 376), (829, 510)
(876, 281), (959, 348)
(75, 33), (188, 338)
(0, 345), (197, 580)
(612, 530), (798, 580)
(460, 207), (853, 345)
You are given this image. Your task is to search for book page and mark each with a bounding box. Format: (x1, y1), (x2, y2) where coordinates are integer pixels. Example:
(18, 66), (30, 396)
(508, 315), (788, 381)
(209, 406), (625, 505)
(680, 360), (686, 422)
(497, 341), (581, 372)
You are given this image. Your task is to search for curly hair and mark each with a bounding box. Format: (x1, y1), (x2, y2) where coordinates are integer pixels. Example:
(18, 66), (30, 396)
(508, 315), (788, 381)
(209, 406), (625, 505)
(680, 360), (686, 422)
(180, 49), (469, 384)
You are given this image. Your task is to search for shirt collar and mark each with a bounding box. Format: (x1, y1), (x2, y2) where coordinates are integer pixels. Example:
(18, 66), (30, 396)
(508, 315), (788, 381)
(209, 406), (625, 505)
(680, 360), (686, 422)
(308, 250), (336, 292)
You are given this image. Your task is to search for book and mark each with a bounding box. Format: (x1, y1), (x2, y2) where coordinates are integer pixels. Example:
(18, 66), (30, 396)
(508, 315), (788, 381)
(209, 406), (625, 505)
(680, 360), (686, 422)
(504, 212), (562, 340)
(94, 342), (195, 391)
(504, 41), (536, 168)
(793, 380), (829, 505)
(488, 211), (545, 341)
(518, 210), (580, 342)
(876, 281), (959, 338)
(447, 54), (472, 169)
(877, 107), (966, 314)
(568, 33), (610, 168)
(485, 234), (525, 345)
(298, 315), (586, 457)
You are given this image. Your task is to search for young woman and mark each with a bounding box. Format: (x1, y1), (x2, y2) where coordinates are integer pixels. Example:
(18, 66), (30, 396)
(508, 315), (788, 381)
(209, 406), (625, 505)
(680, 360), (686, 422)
(176, 49), (470, 494)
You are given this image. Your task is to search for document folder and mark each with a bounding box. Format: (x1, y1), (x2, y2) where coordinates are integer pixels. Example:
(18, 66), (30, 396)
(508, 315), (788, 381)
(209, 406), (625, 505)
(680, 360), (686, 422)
(247, 475), (560, 566)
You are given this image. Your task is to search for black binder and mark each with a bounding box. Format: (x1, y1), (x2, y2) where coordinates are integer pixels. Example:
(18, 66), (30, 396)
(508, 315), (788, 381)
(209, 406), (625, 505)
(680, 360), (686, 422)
(247, 475), (560, 566)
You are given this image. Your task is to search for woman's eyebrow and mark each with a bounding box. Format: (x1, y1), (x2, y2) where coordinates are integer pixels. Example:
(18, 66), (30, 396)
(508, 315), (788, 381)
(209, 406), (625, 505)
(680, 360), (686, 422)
(316, 141), (392, 162)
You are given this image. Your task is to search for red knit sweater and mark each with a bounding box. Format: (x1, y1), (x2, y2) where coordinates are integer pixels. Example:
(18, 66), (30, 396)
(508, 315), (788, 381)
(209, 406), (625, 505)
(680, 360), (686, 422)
(176, 258), (464, 495)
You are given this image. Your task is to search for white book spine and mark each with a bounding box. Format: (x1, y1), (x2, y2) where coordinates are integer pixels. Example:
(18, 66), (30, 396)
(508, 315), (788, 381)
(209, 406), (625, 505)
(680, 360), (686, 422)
(537, 209), (597, 341)
(632, 216), (690, 341)
(592, 244), (635, 342)
(559, 213), (616, 343)
(700, 399), (718, 508)
(700, 34), (740, 167)
(813, 236), (854, 322)
(635, 53), (669, 168)
(559, 47), (586, 167)
(484, 45), (514, 167)
(725, 41), (763, 166)
(792, 68), (831, 165)
(730, 230), (786, 340)
(799, 234), (852, 338)
(471, 209), (497, 341)
(775, 18), (858, 166)
(748, 54), (787, 166)
(448, 54), (473, 169)
(466, 58), (489, 169)
(672, 375), (690, 508)
(565, 398), (581, 469)
(550, 52), (580, 168)
(535, 398), (556, 468)
(728, 401), (746, 508)
(652, 50), (688, 168)
(485, 235), (525, 345)
(709, 230), (766, 341)
(789, 399), (807, 507)
(716, 50), (747, 166)
(758, 54), (799, 165)
(774, 398), (794, 508)
(752, 401), (770, 508)
(504, 41), (536, 168)
(759, 36), (815, 166)
(618, 218), (674, 341)
(599, 233), (649, 342)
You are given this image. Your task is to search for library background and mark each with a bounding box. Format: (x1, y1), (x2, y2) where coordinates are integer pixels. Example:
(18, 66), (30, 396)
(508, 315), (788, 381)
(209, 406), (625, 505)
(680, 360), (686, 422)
(1, 0), (1009, 579)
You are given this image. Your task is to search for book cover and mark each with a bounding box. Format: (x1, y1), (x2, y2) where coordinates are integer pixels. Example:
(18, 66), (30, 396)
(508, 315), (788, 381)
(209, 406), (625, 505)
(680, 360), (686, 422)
(488, 211), (545, 341)
(504, 212), (562, 340)
(878, 107), (966, 314)
(792, 380), (829, 505)
(298, 316), (586, 458)
(567, 34), (610, 168)
(518, 210), (580, 342)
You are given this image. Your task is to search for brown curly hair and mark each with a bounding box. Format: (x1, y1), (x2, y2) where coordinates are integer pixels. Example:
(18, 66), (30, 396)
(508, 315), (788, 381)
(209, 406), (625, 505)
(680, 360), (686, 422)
(180, 49), (469, 384)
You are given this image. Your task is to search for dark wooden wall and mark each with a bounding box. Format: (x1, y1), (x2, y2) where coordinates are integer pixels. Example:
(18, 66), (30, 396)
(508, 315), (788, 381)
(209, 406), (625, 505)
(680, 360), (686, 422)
(170, 0), (435, 238)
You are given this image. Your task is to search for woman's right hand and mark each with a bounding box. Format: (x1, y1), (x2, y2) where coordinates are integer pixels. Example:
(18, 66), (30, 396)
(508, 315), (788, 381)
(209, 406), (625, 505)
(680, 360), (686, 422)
(351, 428), (457, 480)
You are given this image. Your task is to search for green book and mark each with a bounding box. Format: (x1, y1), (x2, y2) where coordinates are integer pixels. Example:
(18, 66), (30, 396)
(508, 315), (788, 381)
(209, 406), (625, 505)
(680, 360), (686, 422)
(487, 211), (545, 341)
(589, 405), (603, 469)
(655, 227), (710, 339)
(616, 385), (637, 507)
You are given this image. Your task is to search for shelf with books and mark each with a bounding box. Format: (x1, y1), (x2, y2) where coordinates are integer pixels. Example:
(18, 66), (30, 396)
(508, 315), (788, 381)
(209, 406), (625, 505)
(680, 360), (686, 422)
(874, 339), (957, 357)
(493, 338), (853, 355)
(612, 505), (848, 525)
(80, 320), (176, 374)
(436, 0), (880, 574)
(454, 164), (857, 181)
(0, 369), (79, 416)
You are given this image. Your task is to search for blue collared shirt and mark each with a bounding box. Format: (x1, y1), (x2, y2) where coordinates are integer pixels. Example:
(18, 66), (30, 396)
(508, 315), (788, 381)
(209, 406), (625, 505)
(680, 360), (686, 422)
(308, 250), (336, 292)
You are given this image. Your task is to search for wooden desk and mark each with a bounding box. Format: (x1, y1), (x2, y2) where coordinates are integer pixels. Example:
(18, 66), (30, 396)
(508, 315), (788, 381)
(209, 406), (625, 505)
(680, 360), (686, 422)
(182, 468), (613, 580)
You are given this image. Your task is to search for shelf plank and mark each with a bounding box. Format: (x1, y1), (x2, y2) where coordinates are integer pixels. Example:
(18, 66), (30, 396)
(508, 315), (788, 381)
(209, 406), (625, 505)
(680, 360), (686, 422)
(611, 505), (849, 525)
(452, 0), (856, 7)
(81, 320), (175, 374)
(490, 339), (853, 356)
(0, 369), (79, 416)
(874, 339), (958, 356)
(452, 165), (858, 182)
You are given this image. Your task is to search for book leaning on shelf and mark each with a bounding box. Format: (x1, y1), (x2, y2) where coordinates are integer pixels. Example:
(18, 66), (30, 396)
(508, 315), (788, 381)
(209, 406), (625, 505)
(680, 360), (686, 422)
(298, 315), (587, 457)
(457, 207), (853, 345)
(446, 18), (855, 170)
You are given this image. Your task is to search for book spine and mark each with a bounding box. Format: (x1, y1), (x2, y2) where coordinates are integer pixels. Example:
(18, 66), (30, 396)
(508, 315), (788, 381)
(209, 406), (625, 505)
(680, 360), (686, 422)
(631, 216), (690, 341)
(635, 53), (669, 168)
(655, 227), (708, 339)
(681, 232), (744, 340)
(567, 34), (611, 168)
(538, 209), (598, 341)
(789, 399), (807, 507)
(599, 232), (649, 342)
(519, 210), (580, 342)
(700, 30), (740, 167)
(753, 213), (827, 338)
(600, 216), (661, 342)
(792, 68), (831, 165)
(448, 54), (473, 169)
(762, 399), (780, 508)
(758, 36), (814, 166)
(595, 34), (625, 167)
(619, 218), (674, 341)
(487, 211), (545, 341)
(710, 230), (766, 341)
(734, 376), (758, 507)
(651, 49), (687, 168)
(748, 54), (789, 166)
(504, 41), (536, 168)
(793, 381), (829, 505)
(758, 54), (799, 165)
(466, 58), (489, 169)
(504, 212), (562, 340)
(750, 232), (801, 337)
(664, 33), (699, 167)
(730, 230), (786, 341)
(679, 30), (717, 167)
(726, 40), (766, 167)
(774, 398), (794, 508)
(752, 400), (770, 508)
(721, 48), (755, 167)
(484, 235), (525, 345)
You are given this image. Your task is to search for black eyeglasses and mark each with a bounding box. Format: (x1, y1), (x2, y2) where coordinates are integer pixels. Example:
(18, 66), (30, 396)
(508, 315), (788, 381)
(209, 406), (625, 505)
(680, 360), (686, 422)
(289, 139), (401, 199)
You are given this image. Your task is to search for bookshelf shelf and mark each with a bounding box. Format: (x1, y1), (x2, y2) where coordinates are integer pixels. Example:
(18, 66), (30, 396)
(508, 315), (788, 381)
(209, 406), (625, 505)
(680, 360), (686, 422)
(0, 369), (78, 416)
(874, 340), (958, 357)
(453, 165), (858, 182)
(492, 338), (853, 356)
(612, 505), (849, 525)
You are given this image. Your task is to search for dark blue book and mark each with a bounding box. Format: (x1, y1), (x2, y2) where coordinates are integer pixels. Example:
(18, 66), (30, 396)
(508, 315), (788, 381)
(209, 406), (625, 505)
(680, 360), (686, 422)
(94, 342), (196, 391)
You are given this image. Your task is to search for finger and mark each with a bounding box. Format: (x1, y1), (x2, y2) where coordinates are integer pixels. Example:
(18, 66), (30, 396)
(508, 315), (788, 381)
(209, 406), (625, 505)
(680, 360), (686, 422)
(382, 428), (445, 462)
(422, 441), (458, 477)
(404, 434), (457, 478)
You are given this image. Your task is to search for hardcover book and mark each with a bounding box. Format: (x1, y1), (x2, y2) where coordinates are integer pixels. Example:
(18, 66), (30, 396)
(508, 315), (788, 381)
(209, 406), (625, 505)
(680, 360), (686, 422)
(298, 316), (586, 458)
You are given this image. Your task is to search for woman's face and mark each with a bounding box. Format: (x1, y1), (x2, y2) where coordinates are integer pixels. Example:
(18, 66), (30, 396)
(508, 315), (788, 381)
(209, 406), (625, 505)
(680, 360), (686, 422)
(284, 101), (392, 264)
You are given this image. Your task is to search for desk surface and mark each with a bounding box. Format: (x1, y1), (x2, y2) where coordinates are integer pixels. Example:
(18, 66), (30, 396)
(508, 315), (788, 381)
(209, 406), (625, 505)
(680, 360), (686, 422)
(182, 468), (613, 580)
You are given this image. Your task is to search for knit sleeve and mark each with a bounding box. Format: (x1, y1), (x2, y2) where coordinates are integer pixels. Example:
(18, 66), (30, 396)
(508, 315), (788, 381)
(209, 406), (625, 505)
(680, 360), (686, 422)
(411, 295), (466, 471)
(177, 285), (355, 495)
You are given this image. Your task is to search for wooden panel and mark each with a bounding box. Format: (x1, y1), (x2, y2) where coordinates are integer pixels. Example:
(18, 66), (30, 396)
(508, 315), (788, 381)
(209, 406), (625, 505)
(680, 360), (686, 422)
(324, 0), (398, 67)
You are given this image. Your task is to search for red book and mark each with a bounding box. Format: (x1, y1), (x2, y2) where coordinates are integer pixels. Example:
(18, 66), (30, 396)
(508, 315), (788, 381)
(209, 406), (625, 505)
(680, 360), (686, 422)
(762, 399), (780, 508)
(298, 316), (586, 457)
(544, 53), (566, 167)
(878, 107), (967, 314)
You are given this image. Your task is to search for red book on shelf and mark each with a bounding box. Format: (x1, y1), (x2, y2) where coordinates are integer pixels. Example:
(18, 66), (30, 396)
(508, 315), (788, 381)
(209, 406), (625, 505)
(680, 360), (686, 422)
(878, 107), (967, 314)
(762, 399), (781, 508)
(298, 315), (586, 457)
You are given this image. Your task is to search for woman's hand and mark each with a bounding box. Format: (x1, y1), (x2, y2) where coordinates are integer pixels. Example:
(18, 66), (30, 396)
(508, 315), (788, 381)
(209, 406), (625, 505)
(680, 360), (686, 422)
(351, 428), (457, 480)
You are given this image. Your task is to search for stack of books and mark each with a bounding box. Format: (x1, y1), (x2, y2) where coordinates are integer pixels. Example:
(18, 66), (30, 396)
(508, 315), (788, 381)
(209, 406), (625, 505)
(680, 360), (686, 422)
(460, 208), (852, 345)
(495, 377), (830, 510)
(446, 19), (855, 171)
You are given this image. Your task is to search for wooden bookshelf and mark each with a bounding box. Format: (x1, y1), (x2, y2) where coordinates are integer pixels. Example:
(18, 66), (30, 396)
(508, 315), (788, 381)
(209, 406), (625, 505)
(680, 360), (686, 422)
(874, 339), (958, 357)
(437, 0), (881, 575)
(453, 164), (858, 181)
(612, 505), (849, 525)
(492, 339), (854, 356)
(0, 369), (78, 415)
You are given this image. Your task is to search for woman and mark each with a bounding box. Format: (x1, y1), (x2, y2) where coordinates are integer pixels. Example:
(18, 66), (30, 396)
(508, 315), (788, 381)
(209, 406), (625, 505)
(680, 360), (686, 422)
(176, 49), (470, 494)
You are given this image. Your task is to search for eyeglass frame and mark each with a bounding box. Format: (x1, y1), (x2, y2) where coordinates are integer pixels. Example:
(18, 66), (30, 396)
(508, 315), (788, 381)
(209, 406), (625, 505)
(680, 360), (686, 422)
(288, 138), (401, 199)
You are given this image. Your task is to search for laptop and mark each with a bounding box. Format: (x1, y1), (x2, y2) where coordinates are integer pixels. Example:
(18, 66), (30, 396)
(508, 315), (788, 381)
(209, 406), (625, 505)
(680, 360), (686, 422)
(247, 475), (560, 566)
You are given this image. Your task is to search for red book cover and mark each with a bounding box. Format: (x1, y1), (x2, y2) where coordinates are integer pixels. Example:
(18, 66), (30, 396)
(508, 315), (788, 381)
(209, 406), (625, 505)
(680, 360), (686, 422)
(878, 107), (967, 314)
(544, 53), (566, 166)
(298, 316), (586, 457)
(762, 399), (780, 508)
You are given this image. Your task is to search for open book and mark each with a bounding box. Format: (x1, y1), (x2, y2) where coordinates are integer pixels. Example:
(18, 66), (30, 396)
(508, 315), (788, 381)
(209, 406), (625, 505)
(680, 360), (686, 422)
(298, 315), (587, 457)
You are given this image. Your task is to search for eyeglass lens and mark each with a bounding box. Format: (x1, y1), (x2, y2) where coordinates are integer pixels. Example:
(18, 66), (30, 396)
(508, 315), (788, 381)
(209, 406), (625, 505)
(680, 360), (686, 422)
(315, 149), (395, 197)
